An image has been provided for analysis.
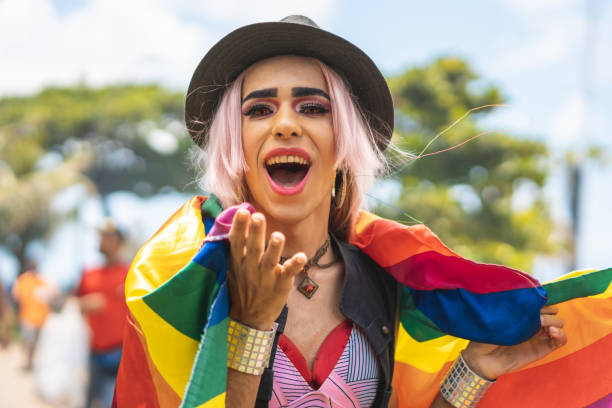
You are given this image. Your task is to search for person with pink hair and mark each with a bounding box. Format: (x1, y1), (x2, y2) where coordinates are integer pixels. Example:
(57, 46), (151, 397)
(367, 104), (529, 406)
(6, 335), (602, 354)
(116, 15), (571, 408)
(183, 15), (566, 408)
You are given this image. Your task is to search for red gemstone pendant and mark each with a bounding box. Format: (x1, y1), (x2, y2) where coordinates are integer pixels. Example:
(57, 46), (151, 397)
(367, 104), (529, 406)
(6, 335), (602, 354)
(298, 275), (319, 299)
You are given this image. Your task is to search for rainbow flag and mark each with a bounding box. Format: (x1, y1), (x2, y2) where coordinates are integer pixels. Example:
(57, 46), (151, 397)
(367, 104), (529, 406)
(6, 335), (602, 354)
(114, 196), (612, 407)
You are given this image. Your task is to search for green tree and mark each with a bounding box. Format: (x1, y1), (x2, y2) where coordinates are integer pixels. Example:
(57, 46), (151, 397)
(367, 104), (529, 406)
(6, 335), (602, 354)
(0, 84), (196, 270)
(382, 57), (556, 272)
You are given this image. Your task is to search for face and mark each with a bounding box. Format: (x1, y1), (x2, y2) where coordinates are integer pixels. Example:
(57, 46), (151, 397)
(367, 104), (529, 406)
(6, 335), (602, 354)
(99, 231), (123, 258)
(241, 55), (337, 225)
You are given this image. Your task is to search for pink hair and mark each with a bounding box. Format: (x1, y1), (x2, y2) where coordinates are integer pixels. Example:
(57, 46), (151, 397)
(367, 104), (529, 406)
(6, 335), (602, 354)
(195, 60), (387, 233)
(195, 72), (247, 206)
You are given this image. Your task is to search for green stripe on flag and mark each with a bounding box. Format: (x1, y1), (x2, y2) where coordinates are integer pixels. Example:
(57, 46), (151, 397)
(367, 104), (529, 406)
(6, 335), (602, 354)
(400, 286), (446, 342)
(544, 268), (612, 305)
(202, 195), (223, 219)
(143, 261), (219, 340)
(181, 317), (228, 408)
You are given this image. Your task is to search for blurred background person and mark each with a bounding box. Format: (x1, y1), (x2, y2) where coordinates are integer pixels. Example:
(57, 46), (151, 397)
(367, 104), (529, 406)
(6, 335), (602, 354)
(76, 219), (129, 408)
(0, 279), (14, 349)
(11, 260), (54, 371)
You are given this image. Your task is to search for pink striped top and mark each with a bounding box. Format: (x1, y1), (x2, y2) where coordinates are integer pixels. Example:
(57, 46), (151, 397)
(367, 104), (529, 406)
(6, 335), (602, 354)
(270, 321), (380, 407)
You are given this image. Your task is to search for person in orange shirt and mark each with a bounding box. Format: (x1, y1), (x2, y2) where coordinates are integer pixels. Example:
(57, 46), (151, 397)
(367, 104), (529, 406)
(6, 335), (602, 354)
(11, 262), (53, 370)
(77, 219), (129, 408)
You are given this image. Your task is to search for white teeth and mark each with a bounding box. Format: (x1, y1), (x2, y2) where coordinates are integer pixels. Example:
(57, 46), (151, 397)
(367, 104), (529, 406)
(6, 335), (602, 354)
(265, 155), (310, 166)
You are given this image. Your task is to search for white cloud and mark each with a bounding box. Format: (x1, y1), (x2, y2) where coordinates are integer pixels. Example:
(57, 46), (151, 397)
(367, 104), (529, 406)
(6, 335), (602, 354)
(181, 0), (337, 27)
(504, 0), (579, 14)
(0, 0), (212, 96)
(593, 2), (612, 86)
(0, 0), (339, 96)
(548, 92), (608, 150)
(549, 92), (587, 149)
(498, 0), (612, 79)
(493, 0), (584, 73)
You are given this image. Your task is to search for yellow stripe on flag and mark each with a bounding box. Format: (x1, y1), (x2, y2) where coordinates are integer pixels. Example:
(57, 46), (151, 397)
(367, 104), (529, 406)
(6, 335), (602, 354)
(197, 392), (226, 408)
(395, 322), (468, 373)
(129, 298), (199, 397)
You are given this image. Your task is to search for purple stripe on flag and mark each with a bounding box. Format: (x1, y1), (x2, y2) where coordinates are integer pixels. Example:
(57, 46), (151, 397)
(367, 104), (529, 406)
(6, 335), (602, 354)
(587, 392), (612, 408)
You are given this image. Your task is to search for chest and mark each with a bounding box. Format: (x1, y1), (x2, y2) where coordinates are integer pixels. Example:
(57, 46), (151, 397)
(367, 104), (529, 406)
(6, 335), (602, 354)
(79, 267), (126, 295)
(270, 323), (380, 408)
(283, 264), (345, 369)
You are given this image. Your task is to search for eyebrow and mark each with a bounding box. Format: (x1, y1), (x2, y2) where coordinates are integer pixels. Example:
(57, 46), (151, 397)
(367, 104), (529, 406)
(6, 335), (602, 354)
(242, 87), (331, 103)
(242, 88), (277, 103)
(292, 87), (330, 100)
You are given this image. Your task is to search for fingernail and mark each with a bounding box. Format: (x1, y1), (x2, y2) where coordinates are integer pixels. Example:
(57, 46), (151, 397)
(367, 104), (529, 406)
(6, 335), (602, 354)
(296, 253), (307, 264)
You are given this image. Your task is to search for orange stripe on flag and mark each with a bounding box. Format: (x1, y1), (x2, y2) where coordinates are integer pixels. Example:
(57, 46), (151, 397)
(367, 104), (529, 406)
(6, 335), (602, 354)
(352, 212), (460, 268)
(480, 332), (612, 408)
(518, 297), (612, 370)
(393, 360), (452, 408)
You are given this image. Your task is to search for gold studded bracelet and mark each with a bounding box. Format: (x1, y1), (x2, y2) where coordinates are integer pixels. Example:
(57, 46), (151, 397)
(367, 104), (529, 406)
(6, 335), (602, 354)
(440, 353), (496, 407)
(227, 318), (278, 375)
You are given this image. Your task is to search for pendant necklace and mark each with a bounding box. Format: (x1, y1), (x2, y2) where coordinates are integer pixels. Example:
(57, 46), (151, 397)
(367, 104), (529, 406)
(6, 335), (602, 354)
(280, 238), (337, 299)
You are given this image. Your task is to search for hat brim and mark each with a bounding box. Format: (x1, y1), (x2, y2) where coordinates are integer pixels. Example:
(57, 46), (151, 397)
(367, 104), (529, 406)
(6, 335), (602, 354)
(185, 21), (393, 150)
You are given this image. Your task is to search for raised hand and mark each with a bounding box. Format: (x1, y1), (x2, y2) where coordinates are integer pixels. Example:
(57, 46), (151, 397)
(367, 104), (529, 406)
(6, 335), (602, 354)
(227, 209), (306, 330)
(463, 305), (567, 380)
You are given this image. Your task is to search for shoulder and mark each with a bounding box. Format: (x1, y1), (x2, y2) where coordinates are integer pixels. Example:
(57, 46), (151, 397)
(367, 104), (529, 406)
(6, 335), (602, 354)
(335, 237), (398, 348)
(337, 239), (397, 297)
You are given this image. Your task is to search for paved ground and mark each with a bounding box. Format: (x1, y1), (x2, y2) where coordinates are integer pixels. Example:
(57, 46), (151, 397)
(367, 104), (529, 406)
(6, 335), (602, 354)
(0, 344), (53, 408)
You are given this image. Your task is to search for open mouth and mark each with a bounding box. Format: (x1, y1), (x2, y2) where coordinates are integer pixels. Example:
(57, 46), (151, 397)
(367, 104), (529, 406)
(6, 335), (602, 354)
(264, 154), (311, 195)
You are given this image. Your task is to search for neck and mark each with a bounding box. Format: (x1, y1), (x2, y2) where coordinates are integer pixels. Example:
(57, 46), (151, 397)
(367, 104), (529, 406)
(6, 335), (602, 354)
(273, 216), (329, 260)
(256, 202), (334, 264)
(105, 254), (121, 266)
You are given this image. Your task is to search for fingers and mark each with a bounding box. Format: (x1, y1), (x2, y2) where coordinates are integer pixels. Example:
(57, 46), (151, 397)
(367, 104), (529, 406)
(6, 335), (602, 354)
(541, 308), (566, 350)
(541, 305), (559, 315)
(261, 232), (285, 271)
(541, 313), (564, 329)
(547, 326), (568, 349)
(540, 306), (564, 350)
(245, 213), (266, 267)
(229, 208), (249, 259)
(281, 253), (307, 279)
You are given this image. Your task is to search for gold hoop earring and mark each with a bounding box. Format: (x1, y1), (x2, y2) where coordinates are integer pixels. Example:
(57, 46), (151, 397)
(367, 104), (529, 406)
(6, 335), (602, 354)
(333, 170), (347, 208)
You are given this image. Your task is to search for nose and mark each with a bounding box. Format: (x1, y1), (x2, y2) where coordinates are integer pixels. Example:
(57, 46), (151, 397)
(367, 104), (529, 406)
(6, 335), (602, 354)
(271, 105), (302, 139)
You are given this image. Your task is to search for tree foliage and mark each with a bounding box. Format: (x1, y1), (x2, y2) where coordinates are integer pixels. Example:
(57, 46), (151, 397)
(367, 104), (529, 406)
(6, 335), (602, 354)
(0, 84), (196, 269)
(381, 57), (556, 272)
(1, 59), (559, 273)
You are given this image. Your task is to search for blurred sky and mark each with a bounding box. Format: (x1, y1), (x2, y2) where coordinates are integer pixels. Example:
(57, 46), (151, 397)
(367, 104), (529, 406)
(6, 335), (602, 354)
(0, 0), (610, 285)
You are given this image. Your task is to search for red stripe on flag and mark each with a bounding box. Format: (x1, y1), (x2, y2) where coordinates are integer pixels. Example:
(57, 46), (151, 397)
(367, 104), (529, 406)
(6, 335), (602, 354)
(387, 251), (540, 293)
(115, 312), (175, 408)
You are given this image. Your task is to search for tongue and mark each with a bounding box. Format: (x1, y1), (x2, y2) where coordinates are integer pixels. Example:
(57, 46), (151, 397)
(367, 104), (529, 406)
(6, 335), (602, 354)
(269, 167), (307, 187)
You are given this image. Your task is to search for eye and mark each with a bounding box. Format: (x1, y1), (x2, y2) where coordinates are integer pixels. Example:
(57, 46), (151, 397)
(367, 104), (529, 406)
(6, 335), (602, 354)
(243, 103), (274, 117)
(298, 102), (329, 115)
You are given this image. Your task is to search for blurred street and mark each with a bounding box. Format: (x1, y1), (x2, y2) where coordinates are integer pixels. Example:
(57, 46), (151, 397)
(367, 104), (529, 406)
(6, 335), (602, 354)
(0, 345), (52, 408)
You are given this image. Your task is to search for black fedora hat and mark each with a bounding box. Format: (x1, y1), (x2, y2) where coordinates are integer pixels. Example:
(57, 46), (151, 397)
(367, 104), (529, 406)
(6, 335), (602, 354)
(185, 15), (394, 150)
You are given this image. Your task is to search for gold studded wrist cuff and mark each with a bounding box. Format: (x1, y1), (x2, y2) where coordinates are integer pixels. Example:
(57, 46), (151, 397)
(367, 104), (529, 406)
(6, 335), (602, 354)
(227, 318), (278, 375)
(440, 353), (496, 407)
